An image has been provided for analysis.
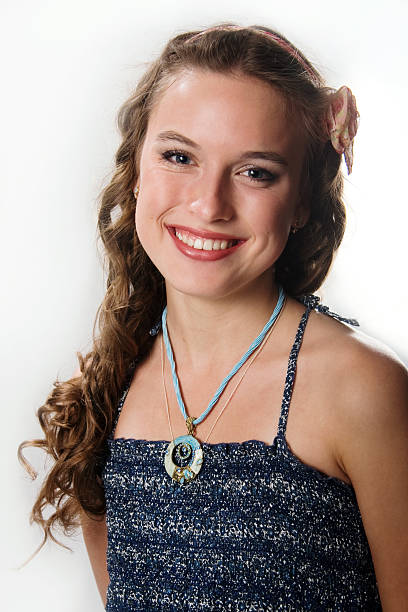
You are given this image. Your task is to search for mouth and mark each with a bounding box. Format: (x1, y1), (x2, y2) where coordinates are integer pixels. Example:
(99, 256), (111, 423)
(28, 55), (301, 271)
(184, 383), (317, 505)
(167, 225), (245, 252)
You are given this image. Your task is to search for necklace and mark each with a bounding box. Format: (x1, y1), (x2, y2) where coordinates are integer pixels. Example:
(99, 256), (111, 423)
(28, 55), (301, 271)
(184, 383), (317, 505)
(162, 286), (286, 485)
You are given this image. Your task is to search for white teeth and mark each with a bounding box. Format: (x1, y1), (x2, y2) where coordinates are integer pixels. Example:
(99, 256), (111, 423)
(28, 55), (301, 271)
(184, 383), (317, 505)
(175, 230), (235, 251)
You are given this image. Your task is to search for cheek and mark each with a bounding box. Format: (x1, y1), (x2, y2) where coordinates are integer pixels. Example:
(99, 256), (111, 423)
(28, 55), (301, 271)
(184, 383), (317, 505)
(134, 186), (171, 259)
(135, 198), (155, 251)
(253, 202), (292, 238)
(137, 163), (181, 216)
(135, 170), (165, 224)
(247, 174), (299, 232)
(252, 207), (293, 265)
(134, 200), (163, 273)
(134, 190), (153, 245)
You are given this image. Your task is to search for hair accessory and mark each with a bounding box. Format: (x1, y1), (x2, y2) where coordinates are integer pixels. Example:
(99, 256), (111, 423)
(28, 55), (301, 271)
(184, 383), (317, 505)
(161, 286), (286, 484)
(187, 26), (318, 83)
(260, 31), (317, 82)
(326, 86), (359, 174)
(186, 24), (243, 44)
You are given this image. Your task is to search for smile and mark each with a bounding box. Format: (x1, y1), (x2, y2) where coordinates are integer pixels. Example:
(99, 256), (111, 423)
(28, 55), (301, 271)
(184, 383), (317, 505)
(175, 229), (237, 251)
(167, 226), (246, 261)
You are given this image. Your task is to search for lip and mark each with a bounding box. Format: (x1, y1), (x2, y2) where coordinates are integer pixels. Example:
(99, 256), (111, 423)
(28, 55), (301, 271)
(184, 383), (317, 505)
(166, 224), (245, 241)
(166, 226), (246, 261)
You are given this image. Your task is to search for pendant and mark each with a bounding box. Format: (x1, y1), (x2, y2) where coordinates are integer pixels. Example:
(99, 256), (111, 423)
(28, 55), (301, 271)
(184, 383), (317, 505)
(164, 434), (203, 485)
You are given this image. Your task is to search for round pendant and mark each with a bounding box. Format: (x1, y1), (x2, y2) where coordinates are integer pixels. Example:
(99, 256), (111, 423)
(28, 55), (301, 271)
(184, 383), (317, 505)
(164, 434), (203, 484)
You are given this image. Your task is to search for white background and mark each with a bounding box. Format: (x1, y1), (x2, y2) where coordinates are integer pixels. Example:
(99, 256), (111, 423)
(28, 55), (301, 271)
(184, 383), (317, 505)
(1, 0), (407, 610)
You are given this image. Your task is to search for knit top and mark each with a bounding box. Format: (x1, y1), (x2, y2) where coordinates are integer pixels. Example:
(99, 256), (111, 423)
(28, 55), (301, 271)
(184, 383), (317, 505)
(102, 296), (382, 611)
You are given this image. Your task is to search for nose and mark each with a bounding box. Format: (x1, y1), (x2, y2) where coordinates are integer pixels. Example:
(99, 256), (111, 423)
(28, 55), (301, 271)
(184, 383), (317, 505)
(188, 170), (234, 222)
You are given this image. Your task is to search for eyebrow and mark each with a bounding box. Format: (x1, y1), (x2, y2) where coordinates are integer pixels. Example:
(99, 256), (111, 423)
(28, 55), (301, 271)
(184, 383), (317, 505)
(156, 130), (288, 166)
(157, 131), (199, 149)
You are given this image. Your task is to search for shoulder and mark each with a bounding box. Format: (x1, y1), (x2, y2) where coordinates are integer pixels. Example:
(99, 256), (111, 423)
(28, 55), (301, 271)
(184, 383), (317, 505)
(293, 299), (408, 451)
(311, 307), (407, 411)
(338, 333), (408, 417)
(303, 310), (408, 606)
(328, 323), (408, 476)
(305, 302), (407, 409)
(302, 301), (408, 467)
(281, 298), (408, 603)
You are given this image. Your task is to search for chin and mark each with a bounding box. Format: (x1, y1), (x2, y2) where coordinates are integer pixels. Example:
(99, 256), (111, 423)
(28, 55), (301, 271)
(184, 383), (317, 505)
(165, 278), (237, 301)
(163, 269), (274, 303)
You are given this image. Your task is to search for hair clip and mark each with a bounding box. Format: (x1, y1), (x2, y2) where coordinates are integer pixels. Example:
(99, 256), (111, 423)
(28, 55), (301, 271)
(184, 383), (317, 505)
(326, 86), (359, 174)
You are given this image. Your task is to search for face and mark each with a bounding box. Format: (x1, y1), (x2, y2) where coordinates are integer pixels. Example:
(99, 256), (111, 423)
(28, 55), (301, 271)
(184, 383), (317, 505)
(135, 69), (308, 301)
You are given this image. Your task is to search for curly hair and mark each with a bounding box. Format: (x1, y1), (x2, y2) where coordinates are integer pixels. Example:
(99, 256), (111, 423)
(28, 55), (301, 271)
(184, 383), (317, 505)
(17, 23), (347, 563)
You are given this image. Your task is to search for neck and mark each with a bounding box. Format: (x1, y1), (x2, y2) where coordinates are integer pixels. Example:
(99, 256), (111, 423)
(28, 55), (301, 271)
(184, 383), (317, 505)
(164, 277), (281, 375)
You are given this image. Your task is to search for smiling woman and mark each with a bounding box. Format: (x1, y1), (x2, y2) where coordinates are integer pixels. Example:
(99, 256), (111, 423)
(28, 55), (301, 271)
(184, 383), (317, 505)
(135, 71), (306, 296)
(18, 24), (408, 611)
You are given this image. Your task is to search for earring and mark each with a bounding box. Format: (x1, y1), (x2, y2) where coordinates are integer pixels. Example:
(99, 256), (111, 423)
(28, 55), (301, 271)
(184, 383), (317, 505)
(290, 221), (299, 234)
(134, 186), (139, 199)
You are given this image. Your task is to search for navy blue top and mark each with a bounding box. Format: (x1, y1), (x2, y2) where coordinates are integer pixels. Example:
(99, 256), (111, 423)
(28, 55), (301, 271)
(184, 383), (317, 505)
(102, 296), (382, 611)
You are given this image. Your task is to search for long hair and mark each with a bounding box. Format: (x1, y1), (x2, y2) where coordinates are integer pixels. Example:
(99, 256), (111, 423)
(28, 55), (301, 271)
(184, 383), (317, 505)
(18, 23), (346, 561)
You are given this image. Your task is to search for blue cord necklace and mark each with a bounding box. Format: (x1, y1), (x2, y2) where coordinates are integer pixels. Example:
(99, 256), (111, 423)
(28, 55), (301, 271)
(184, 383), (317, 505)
(162, 285), (286, 485)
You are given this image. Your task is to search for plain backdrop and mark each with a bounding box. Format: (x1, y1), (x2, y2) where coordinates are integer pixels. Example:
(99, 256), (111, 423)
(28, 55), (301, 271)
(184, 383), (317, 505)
(1, 0), (407, 610)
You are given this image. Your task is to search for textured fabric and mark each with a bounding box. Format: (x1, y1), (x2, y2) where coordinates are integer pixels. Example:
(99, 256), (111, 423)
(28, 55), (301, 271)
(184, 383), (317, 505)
(102, 296), (382, 611)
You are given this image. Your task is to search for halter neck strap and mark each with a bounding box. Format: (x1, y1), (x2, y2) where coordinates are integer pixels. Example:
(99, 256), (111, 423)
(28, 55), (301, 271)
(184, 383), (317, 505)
(277, 295), (359, 438)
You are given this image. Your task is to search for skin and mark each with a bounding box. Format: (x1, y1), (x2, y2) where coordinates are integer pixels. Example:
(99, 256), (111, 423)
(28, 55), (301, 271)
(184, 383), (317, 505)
(82, 69), (408, 610)
(135, 69), (309, 372)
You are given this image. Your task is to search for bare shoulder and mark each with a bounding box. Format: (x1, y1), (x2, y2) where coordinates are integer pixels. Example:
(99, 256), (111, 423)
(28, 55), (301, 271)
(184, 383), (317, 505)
(303, 302), (408, 400)
(298, 302), (408, 453)
(337, 329), (408, 417)
(327, 318), (408, 475)
(302, 309), (408, 606)
(288, 295), (406, 375)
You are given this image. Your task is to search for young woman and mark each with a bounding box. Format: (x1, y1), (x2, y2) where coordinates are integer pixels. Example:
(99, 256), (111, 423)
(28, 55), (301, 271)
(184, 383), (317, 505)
(19, 24), (408, 610)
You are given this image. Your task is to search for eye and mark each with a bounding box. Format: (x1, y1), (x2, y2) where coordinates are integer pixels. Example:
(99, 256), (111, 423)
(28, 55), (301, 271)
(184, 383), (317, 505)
(162, 149), (192, 165)
(241, 167), (278, 183)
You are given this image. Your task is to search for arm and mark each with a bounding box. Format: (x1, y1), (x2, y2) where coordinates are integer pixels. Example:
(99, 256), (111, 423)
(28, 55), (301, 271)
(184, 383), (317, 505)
(72, 365), (110, 608)
(335, 345), (408, 611)
(80, 510), (109, 608)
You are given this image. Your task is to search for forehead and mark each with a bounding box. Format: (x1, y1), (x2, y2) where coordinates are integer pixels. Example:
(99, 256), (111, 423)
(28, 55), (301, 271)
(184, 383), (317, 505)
(144, 69), (305, 160)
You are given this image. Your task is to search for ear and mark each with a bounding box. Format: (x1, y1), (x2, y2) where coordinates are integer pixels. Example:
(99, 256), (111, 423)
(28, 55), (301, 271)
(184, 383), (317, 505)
(292, 195), (311, 231)
(294, 160), (312, 229)
(296, 201), (310, 229)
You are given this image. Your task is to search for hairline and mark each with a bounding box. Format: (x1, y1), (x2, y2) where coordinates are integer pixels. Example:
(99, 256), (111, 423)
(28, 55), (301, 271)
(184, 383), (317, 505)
(134, 65), (311, 179)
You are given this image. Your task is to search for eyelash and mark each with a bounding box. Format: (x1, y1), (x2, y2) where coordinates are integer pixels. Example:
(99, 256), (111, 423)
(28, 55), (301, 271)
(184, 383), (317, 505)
(162, 149), (192, 165)
(241, 167), (278, 183)
(161, 149), (278, 183)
